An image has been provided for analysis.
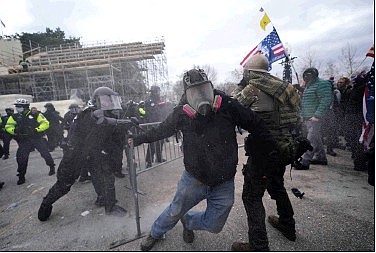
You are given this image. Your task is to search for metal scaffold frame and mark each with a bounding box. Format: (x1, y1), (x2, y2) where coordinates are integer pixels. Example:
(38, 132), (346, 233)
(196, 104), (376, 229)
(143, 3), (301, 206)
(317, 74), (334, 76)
(0, 37), (168, 103)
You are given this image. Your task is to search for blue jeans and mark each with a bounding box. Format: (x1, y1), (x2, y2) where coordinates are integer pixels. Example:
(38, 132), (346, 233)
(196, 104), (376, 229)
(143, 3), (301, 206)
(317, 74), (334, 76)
(150, 170), (235, 239)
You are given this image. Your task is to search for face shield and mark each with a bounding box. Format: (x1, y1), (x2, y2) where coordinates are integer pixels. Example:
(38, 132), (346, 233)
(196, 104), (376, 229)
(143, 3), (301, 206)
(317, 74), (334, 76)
(96, 95), (122, 111)
(185, 82), (214, 116)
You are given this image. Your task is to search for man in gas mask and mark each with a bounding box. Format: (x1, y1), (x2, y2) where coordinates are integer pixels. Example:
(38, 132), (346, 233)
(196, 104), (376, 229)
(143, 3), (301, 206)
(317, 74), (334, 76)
(38, 87), (133, 221)
(131, 68), (279, 251)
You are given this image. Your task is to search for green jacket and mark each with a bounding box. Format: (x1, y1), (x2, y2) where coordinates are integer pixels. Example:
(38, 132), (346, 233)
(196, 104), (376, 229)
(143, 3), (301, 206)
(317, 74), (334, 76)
(300, 78), (332, 120)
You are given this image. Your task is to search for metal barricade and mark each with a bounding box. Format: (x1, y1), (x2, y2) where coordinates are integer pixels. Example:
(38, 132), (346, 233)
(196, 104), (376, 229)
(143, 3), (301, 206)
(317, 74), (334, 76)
(110, 121), (183, 248)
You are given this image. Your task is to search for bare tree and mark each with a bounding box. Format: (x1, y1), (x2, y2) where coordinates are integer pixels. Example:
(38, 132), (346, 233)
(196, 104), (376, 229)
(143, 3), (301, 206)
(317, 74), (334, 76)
(322, 61), (339, 80)
(340, 43), (360, 77)
(192, 64), (218, 84)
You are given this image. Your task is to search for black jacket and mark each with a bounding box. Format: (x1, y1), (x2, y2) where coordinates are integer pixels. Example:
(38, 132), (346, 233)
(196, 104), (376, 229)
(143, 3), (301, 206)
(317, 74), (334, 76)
(134, 90), (277, 186)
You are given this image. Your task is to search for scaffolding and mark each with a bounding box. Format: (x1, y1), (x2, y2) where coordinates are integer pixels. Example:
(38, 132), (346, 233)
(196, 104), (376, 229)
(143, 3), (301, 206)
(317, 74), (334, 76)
(0, 38), (168, 102)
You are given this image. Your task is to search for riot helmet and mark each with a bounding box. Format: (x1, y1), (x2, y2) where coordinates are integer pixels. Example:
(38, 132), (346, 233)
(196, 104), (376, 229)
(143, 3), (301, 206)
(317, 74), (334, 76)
(183, 68), (214, 116)
(91, 86), (122, 111)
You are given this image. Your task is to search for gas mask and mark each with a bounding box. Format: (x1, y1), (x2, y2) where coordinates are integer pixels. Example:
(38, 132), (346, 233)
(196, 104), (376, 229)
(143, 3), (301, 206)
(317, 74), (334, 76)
(185, 82), (214, 116)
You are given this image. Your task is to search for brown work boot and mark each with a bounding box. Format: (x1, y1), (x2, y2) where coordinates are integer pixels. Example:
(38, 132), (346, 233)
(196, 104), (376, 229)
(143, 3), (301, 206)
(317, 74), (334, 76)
(231, 242), (270, 251)
(267, 215), (296, 241)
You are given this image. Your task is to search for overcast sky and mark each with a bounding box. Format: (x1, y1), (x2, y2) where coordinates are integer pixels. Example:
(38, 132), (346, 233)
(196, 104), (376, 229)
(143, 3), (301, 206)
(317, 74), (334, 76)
(0, 0), (374, 84)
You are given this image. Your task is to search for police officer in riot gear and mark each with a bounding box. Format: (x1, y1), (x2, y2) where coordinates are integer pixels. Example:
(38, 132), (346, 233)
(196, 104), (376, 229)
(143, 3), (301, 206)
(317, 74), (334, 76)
(38, 87), (133, 221)
(5, 98), (55, 185)
(61, 103), (91, 182)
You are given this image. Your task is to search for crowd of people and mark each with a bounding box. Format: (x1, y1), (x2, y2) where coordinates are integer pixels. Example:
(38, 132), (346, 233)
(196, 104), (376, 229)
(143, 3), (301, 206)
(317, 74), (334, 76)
(0, 54), (374, 251)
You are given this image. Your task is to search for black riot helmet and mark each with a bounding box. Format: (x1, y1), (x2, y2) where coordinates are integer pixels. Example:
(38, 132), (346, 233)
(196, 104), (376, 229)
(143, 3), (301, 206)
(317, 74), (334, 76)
(91, 86), (122, 111)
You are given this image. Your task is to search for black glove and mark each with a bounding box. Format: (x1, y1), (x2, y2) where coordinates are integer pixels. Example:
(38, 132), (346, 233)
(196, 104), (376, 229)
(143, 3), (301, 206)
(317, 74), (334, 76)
(130, 117), (139, 125)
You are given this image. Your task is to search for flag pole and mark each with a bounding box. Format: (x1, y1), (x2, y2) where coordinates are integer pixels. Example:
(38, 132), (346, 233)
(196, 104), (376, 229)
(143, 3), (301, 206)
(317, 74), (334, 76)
(351, 56), (367, 77)
(260, 7), (300, 84)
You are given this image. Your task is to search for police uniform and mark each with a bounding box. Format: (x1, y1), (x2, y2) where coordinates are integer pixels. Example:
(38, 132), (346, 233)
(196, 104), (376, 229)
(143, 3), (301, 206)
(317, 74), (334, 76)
(5, 101), (55, 185)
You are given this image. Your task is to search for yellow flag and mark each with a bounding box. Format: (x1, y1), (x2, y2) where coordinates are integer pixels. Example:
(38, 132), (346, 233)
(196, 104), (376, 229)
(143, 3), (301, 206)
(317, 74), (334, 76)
(260, 13), (271, 31)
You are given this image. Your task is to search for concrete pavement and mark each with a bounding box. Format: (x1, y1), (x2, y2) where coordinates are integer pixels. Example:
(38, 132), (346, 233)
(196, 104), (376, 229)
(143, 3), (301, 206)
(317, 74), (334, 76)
(0, 135), (374, 251)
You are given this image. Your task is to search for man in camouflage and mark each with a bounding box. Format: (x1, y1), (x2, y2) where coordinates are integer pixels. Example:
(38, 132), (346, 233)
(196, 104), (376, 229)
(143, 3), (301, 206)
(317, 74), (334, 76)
(232, 53), (301, 251)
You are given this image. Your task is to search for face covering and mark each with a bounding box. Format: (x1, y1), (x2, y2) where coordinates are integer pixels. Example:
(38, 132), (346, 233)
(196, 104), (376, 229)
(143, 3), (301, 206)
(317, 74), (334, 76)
(185, 82), (214, 116)
(16, 107), (24, 113)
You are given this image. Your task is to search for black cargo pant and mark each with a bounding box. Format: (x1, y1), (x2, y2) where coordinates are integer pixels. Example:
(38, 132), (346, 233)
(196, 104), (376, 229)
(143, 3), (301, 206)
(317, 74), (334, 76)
(42, 150), (117, 212)
(41, 149), (82, 205)
(16, 137), (55, 177)
(89, 153), (117, 211)
(242, 156), (295, 250)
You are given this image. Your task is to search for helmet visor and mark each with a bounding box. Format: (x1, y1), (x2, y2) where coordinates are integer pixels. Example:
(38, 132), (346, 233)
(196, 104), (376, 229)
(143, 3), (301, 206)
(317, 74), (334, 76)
(98, 95), (122, 110)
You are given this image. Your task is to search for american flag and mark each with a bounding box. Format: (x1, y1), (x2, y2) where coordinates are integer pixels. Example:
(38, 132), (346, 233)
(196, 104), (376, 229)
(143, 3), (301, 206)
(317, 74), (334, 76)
(359, 61), (375, 149)
(240, 27), (286, 70)
(366, 44), (374, 58)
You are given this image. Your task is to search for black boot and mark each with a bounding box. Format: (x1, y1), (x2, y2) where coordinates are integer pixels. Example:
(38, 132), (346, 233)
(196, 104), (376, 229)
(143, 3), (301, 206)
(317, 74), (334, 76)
(17, 175), (25, 185)
(38, 203), (53, 221)
(48, 166), (55, 176)
(105, 204), (127, 217)
(0, 182), (4, 189)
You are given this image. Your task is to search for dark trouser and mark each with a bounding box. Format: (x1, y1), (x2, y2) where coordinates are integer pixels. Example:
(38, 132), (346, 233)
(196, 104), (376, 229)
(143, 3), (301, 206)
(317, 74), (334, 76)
(242, 157), (294, 250)
(344, 113), (367, 169)
(46, 127), (64, 151)
(2, 132), (13, 156)
(16, 138), (55, 177)
(146, 140), (164, 163)
(41, 149), (82, 205)
(88, 154), (117, 211)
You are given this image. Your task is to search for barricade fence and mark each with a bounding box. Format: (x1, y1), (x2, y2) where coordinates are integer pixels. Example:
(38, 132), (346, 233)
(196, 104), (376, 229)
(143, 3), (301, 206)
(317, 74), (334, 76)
(111, 122), (243, 248)
(130, 122), (183, 174)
